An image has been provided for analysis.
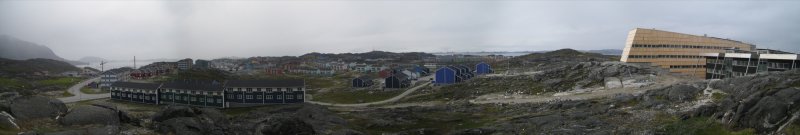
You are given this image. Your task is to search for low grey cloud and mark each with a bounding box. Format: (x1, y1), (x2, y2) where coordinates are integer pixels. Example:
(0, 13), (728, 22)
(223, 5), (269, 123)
(1, 0), (798, 60)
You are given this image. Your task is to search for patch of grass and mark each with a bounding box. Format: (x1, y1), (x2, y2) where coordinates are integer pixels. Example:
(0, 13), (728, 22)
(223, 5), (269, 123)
(0, 128), (20, 135)
(313, 90), (403, 104)
(399, 77), (546, 103)
(37, 77), (81, 87)
(59, 90), (74, 97)
(80, 87), (108, 94)
(712, 92), (727, 101)
(783, 122), (800, 135)
(0, 77), (29, 89)
(342, 106), (496, 134)
(791, 80), (800, 88)
(660, 116), (755, 135)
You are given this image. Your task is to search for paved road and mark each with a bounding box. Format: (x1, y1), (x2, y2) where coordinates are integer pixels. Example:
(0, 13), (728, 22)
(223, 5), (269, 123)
(58, 77), (110, 103)
(307, 75), (433, 107)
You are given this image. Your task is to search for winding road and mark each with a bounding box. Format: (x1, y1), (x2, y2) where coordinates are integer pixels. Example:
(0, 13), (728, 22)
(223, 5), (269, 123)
(57, 77), (110, 103)
(306, 75), (433, 107)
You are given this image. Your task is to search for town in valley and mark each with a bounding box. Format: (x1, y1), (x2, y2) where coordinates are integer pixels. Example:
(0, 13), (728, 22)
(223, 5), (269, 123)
(1, 0), (800, 135)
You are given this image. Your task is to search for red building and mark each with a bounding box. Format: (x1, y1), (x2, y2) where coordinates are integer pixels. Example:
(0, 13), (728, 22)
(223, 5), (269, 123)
(265, 68), (284, 76)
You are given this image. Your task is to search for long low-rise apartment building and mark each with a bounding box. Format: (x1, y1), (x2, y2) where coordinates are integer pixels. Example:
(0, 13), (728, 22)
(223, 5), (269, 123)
(109, 79), (305, 108)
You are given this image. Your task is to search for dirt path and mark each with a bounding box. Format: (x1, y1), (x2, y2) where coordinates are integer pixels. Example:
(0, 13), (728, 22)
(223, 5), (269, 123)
(470, 75), (685, 104)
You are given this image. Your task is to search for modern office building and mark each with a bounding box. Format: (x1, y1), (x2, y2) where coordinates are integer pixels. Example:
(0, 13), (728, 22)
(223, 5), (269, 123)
(620, 28), (756, 78)
(701, 49), (799, 79)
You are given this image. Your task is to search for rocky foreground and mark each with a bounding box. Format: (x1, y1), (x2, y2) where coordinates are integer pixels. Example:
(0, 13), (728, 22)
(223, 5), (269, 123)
(1, 69), (799, 134)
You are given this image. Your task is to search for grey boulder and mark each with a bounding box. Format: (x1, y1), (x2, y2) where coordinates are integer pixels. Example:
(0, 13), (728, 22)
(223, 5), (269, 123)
(59, 105), (120, 126)
(0, 111), (19, 130)
(9, 96), (67, 120)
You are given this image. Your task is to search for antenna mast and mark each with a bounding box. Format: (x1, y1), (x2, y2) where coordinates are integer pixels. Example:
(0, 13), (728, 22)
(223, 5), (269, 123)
(100, 61), (108, 73)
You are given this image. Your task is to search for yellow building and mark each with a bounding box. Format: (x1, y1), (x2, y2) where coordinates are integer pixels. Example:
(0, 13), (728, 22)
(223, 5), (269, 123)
(620, 28), (755, 78)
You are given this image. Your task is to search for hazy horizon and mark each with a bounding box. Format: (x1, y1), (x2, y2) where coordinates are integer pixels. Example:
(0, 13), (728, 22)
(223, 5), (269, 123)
(2, 0), (799, 60)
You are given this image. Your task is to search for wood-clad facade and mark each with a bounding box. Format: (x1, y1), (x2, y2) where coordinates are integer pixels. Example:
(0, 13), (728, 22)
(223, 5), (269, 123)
(620, 28), (756, 78)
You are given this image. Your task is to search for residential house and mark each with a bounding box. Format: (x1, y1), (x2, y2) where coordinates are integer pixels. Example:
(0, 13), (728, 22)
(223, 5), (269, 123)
(401, 69), (419, 80)
(385, 73), (411, 89)
(475, 62), (493, 75)
(352, 76), (374, 88)
(100, 68), (131, 88)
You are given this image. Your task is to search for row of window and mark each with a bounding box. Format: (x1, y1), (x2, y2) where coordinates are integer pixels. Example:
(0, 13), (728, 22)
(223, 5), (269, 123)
(732, 60), (758, 67)
(708, 59), (796, 69)
(628, 55), (704, 59)
(111, 88), (157, 94)
(768, 63), (793, 69)
(160, 94), (224, 103)
(669, 65), (706, 69)
(112, 93), (155, 101)
(227, 87), (303, 92)
(227, 94), (302, 100)
(631, 44), (739, 50)
(160, 89), (223, 95)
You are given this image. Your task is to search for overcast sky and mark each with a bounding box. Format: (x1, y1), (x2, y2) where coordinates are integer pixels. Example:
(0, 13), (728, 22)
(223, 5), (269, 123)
(1, 0), (799, 60)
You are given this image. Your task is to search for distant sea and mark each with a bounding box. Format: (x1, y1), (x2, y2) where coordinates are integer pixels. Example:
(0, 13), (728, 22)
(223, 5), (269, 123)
(75, 60), (164, 70)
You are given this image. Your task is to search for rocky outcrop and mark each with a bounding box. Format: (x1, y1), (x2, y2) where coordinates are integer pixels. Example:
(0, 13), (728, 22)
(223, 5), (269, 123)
(152, 105), (228, 135)
(638, 84), (703, 109)
(692, 70), (800, 133)
(59, 105), (119, 126)
(9, 96), (67, 120)
(0, 111), (19, 130)
(22, 125), (120, 135)
(533, 62), (656, 92)
(255, 114), (315, 135)
(225, 104), (353, 135)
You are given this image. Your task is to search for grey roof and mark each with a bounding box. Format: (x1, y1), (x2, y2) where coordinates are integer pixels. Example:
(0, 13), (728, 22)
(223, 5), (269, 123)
(110, 82), (161, 90)
(162, 80), (225, 91)
(225, 80), (305, 88)
(355, 76), (373, 81)
(102, 68), (132, 75)
(389, 73), (409, 80)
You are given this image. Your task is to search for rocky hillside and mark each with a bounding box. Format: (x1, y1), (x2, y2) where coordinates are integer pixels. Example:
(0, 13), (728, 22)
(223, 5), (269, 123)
(698, 70), (800, 133)
(499, 48), (620, 70)
(0, 35), (86, 65)
(403, 61), (658, 103)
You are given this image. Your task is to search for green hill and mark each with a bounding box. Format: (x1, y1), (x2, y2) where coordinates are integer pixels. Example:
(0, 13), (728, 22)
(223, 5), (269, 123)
(0, 58), (81, 75)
